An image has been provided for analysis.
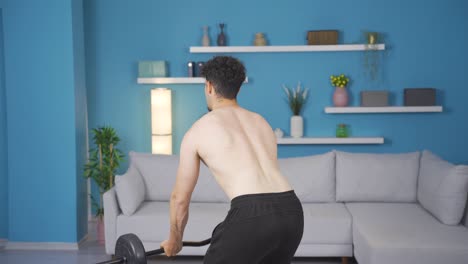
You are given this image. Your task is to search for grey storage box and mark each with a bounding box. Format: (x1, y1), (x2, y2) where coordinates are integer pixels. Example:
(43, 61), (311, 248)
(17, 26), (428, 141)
(404, 88), (436, 106)
(360, 91), (389, 107)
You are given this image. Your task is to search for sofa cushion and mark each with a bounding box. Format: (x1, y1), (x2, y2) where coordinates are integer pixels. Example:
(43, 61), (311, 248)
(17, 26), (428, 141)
(418, 150), (468, 225)
(279, 151), (335, 202)
(115, 166), (146, 216)
(116, 201), (230, 242)
(346, 203), (468, 264)
(301, 203), (352, 244)
(336, 151), (420, 202)
(191, 163), (229, 202)
(129, 152), (228, 202)
(130, 152), (177, 201)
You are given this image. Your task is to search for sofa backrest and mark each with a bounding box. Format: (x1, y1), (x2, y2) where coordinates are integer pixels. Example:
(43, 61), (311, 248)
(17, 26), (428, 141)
(418, 150), (468, 225)
(129, 151), (337, 203)
(278, 151), (336, 202)
(193, 162), (229, 202)
(130, 152), (176, 200)
(129, 151), (228, 202)
(335, 151), (420, 202)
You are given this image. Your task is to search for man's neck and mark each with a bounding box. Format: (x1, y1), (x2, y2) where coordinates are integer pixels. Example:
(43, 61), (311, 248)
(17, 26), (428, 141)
(211, 99), (239, 110)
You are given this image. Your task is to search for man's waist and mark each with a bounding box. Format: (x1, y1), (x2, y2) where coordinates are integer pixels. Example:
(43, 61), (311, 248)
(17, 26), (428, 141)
(230, 190), (300, 208)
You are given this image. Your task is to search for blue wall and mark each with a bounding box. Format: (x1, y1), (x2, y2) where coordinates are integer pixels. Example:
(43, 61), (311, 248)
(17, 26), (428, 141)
(72, 0), (89, 242)
(84, 0), (468, 166)
(0, 0), (465, 244)
(3, 0), (87, 243)
(0, 9), (8, 239)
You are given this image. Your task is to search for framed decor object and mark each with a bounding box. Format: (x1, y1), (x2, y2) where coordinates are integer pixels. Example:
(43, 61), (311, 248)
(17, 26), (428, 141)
(307, 30), (339, 45)
(138, 61), (168, 78)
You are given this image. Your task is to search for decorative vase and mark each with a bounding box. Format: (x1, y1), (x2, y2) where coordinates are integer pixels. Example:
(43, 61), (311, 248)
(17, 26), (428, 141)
(254, 33), (267, 46)
(217, 23), (226, 46)
(367, 32), (378, 45)
(97, 217), (105, 244)
(333, 87), (349, 107)
(274, 128), (284, 138)
(202, 26), (210, 47)
(290, 115), (303, 138)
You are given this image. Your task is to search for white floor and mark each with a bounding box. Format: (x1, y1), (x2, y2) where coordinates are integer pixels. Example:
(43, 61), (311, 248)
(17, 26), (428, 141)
(0, 222), (356, 264)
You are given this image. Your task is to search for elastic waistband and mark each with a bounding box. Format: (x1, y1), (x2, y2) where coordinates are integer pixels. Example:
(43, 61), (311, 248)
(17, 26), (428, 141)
(230, 190), (296, 207)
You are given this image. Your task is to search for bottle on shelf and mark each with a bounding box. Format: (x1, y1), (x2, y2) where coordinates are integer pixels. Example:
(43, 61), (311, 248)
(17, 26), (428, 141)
(187, 61), (195, 77)
(196, 62), (205, 77)
(217, 23), (226, 46)
(202, 26), (210, 47)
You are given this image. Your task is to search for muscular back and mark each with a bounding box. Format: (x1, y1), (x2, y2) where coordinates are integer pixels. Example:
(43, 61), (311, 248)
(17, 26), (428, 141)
(191, 106), (292, 200)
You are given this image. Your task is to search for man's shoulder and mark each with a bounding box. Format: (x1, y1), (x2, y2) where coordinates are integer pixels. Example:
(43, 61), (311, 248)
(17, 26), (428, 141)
(186, 114), (212, 137)
(244, 110), (268, 126)
(192, 113), (213, 128)
(190, 107), (268, 131)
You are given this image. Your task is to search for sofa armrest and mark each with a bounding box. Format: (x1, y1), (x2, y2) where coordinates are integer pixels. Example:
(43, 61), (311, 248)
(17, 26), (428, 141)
(463, 196), (468, 228)
(104, 187), (120, 255)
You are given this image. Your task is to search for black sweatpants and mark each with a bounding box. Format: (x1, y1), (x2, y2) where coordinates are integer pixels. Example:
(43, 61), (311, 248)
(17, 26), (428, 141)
(204, 190), (304, 264)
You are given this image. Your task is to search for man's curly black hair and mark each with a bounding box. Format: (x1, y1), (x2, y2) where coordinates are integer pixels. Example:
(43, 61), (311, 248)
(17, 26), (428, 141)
(201, 56), (246, 100)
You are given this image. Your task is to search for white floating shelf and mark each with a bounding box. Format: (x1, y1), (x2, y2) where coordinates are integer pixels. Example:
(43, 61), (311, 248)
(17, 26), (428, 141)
(137, 77), (249, 84)
(277, 137), (384, 145)
(190, 44), (385, 53)
(324, 106), (443, 114)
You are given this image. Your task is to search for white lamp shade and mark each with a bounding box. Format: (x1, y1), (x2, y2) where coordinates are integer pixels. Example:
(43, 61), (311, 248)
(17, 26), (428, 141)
(152, 135), (172, 155)
(151, 88), (172, 135)
(151, 88), (172, 154)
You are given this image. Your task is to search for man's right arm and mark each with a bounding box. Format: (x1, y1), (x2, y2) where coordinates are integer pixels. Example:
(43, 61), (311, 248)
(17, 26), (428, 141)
(161, 129), (201, 256)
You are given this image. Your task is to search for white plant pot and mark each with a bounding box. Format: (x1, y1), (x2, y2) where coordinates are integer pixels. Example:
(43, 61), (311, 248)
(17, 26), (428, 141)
(290, 115), (303, 138)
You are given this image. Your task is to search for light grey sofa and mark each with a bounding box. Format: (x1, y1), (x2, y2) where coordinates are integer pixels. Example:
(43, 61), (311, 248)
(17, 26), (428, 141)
(104, 150), (468, 264)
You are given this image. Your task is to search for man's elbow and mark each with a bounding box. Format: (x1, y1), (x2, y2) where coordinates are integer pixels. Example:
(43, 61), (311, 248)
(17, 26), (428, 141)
(171, 192), (190, 208)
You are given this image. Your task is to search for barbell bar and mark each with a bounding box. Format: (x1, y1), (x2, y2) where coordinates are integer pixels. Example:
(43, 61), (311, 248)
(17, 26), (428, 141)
(96, 233), (211, 264)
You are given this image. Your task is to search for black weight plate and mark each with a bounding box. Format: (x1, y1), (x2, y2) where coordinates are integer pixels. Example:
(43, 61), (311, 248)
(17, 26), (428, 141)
(115, 233), (147, 264)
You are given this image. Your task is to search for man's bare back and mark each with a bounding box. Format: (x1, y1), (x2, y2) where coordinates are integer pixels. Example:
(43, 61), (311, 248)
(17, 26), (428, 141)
(190, 105), (292, 200)
(161, 56), (303, 262)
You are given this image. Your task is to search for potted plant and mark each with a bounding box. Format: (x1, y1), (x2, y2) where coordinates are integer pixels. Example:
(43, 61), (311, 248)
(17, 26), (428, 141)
(330, 74), (350, 107)
(282, 82), (309, 138)
(84, 126), (124, 244)
(362, 31), (385, 83)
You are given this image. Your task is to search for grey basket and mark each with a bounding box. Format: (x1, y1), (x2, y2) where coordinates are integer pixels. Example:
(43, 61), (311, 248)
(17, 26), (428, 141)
(404, 88), (436, 106)
(360, 91), (389, 107)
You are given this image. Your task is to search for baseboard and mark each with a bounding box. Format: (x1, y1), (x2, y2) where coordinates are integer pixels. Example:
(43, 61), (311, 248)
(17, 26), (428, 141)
(0, 239), (7, 249)
(5, 241), (79, 251)
(78, 233), (89, 247)
(2, 230), (90, 251)
(2, 234), (90, 251)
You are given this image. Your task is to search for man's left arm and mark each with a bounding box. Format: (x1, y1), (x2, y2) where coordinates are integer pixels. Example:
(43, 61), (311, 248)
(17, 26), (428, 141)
(161, 130), (200, 256)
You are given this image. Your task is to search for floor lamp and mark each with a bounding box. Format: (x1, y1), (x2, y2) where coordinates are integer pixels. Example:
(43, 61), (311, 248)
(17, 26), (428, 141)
(151, 88), (172, 154)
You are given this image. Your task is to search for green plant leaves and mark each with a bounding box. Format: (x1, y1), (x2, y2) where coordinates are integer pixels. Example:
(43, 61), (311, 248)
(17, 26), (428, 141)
(84, 126), (125, 216)
(282, 82), (309, 116)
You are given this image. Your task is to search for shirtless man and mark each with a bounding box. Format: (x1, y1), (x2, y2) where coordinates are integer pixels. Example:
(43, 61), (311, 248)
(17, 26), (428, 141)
(161, 56), (304, 264)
